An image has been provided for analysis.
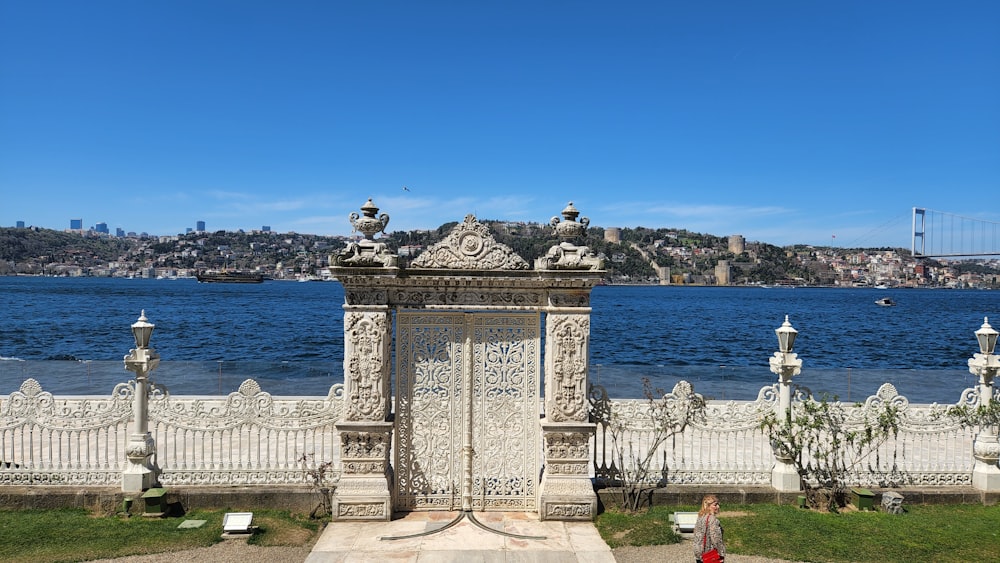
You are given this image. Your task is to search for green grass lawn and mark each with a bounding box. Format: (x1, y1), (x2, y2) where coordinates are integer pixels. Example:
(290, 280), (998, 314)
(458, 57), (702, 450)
(5, 503), (998, 562)
(597, 503), (1000, 562)
(0, 508), (322, 563)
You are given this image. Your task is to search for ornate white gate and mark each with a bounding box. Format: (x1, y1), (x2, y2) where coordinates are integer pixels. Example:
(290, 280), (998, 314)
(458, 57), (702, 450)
(395, 311), (541, 511)
(329, 202), (603, 521)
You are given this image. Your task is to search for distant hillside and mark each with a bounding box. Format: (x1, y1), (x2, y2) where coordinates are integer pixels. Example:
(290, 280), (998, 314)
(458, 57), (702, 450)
(0, 227), (134, 263)
(6, 223), (993, 287)
(383, 219), (809, 284)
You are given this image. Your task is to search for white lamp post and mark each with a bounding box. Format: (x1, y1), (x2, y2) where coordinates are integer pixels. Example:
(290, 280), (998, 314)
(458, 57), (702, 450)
(123, 310), (161, 492)
(769, 315), (803, 492)
(968, 317), (1000, 491)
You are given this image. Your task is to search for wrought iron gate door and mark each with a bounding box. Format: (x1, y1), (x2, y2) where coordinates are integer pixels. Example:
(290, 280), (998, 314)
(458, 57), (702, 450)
(395, 311), (541, 511)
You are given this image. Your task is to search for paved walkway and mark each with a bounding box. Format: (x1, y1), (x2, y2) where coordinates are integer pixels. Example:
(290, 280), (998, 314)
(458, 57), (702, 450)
(304, 511), (615, 562)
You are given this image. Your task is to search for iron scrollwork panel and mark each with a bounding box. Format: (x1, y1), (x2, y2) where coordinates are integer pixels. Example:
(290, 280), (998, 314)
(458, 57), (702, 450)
(472, 313), (540, 511)
(395, 312), (541, 512)
(395, 313), (466, 510)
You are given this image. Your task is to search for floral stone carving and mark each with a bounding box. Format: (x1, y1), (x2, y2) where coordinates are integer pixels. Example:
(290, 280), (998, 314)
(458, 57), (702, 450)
(547, 315), (590, 422)
(345, 312), (389, 421)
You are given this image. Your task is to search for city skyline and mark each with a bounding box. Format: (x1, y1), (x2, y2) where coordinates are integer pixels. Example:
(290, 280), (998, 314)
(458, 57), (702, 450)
(2, 2), (998, 248)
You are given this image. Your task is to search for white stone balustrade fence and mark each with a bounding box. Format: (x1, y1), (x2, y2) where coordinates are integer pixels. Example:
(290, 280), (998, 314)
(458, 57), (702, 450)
(0, 378), (344, 487)
(0, 377), (983, 490)
(591, 381), (977, 489)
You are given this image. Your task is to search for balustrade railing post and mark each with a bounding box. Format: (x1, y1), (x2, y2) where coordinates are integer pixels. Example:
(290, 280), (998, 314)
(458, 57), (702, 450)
(768, 315), (802, 492)
(968, 317), (1000, 491)
(122, 311), (161, 492)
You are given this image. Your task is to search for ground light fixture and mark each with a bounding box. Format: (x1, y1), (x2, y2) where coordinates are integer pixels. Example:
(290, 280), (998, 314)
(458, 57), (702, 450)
(222, 512), (254, 535)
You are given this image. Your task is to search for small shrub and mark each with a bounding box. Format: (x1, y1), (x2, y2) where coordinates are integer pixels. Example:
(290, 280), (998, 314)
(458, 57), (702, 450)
(298, 453), (335, 518)
(760, 393), (900, 512)
(591, 378), (706, 512)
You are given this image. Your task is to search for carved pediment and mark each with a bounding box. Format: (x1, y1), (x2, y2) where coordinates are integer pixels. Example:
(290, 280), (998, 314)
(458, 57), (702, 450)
(410, 214), (529, 270)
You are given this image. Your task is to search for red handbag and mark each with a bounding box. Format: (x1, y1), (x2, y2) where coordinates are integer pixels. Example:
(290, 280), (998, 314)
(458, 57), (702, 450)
(701, 515), (722, 563)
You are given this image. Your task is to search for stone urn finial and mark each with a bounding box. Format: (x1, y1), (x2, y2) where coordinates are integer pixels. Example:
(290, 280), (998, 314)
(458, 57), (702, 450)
(551, 202), (590, 242)
(349, 198), (390, 240)
(536, 202), (603, 271)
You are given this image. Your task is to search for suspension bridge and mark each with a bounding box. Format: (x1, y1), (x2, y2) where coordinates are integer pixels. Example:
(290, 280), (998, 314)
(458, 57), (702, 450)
(912, 207), (1000, 258)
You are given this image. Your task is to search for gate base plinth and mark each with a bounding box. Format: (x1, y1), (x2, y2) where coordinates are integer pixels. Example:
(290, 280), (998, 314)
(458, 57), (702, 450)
(539, 422), (597, 521)
(332, 421), (393, 521)
(331, 492), (391, 521)
(539, 494), (597, 521)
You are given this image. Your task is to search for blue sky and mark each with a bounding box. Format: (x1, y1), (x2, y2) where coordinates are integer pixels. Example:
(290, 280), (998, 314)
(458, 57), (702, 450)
(2, 1), (997, 248)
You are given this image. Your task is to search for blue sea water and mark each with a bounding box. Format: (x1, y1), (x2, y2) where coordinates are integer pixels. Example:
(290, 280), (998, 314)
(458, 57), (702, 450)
(0, 277), (996, 402)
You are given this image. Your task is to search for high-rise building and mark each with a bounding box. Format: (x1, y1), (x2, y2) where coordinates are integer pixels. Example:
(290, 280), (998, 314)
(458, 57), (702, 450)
(262, 225), (271, 232)
(197, 220), (206, 232)
(70, 219), (83, 230)
(116, 228), (125, 237)
(95, 222), (109, 234)
(16, 221), (25, 228)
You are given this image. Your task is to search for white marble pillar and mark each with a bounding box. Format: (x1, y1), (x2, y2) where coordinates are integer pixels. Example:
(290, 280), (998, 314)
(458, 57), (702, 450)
(539, 306), (598, 520)
(332, 307), (394, 520)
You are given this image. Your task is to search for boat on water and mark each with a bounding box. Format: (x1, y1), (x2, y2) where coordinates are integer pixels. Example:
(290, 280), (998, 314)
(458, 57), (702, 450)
(196, 270), (264, 283)
(875, 297), (896, 306)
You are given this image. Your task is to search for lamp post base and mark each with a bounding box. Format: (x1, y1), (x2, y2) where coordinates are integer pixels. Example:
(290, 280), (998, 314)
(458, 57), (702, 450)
(771, 462), (801, 492)
(122, 433), (158, 493)
(122, 468), (157, 493)
(972, 428), (1000, 491)
(972, 462), (1000, 491)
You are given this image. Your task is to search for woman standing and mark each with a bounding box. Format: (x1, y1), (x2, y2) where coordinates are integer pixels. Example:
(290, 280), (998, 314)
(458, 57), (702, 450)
(693, 494), (725, 563)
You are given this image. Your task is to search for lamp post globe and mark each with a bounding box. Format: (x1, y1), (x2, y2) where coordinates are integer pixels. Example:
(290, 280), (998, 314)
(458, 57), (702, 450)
(975, 317), (998, 356)
(131, 309), (155, 349)
(968, 317), (1000, 386)
(769, 315), (802, 384)
(775, 314), (797, 354)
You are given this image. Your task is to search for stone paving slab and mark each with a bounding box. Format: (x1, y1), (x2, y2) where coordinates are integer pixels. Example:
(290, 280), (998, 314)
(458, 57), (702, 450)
(305, 511), (615, 563)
